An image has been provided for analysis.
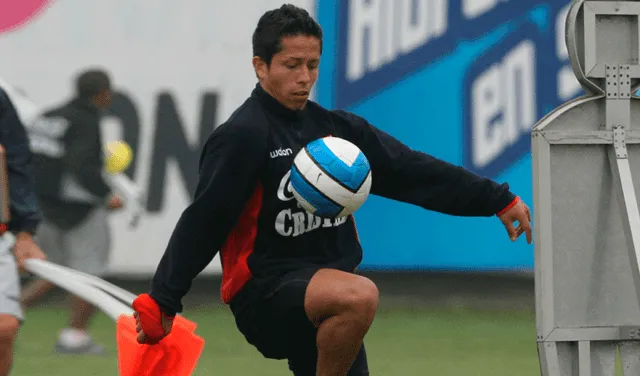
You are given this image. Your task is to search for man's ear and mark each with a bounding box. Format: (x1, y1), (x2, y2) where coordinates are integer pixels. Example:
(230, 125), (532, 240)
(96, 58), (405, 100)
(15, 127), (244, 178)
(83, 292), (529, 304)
(252, 56), (267, 80)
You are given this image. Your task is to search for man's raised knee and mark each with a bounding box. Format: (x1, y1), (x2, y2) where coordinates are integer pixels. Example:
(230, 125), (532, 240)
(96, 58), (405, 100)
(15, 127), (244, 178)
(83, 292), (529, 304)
(342, 277), (379, 323)
(0, 315), (19, 347)
(305, 269), (380, 327)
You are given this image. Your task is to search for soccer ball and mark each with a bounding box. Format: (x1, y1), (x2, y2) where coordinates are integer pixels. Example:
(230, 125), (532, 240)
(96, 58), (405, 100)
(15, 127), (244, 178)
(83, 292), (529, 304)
(290, 136), (372, 218)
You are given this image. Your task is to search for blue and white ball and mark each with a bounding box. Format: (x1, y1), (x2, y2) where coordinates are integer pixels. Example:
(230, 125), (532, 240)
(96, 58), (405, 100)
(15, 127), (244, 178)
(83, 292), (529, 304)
(290, 137), (372, 218)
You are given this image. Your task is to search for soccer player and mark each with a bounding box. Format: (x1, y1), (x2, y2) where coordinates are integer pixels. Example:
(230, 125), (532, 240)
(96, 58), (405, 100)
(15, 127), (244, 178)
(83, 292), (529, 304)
(0, 85), (46, 376)
(132, 5), (533, 376)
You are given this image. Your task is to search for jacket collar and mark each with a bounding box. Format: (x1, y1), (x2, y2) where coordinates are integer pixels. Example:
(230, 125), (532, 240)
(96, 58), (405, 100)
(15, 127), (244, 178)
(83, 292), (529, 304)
(251, 83), (307, 120)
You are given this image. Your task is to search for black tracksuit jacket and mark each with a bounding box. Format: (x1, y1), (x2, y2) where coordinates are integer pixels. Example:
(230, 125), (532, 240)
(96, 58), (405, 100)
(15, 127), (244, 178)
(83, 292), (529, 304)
(150, 83), (517, 315)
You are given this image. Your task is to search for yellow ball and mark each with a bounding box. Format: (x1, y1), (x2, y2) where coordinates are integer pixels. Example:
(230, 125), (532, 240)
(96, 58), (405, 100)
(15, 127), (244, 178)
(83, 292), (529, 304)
(104, 140), (133, 175)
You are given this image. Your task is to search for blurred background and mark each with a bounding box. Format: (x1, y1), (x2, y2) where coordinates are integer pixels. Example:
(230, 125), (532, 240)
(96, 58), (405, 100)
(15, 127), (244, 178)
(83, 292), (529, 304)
(0, 0), (587, 375)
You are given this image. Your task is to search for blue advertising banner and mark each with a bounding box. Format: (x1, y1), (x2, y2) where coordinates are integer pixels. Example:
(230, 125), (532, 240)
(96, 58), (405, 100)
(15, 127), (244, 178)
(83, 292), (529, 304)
(316, 0), (583, 271)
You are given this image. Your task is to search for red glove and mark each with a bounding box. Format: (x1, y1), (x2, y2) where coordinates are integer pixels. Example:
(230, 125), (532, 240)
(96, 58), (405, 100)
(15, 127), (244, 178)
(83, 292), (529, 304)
(132, 293), (175, 344)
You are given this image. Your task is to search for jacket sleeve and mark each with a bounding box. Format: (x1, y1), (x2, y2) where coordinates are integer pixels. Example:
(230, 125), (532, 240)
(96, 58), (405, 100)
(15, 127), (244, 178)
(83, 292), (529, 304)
(336, 110), (517, 217)
(0, 89), (41, 234)
(149, 121), (267, 315)
(62, 118), (112, 200)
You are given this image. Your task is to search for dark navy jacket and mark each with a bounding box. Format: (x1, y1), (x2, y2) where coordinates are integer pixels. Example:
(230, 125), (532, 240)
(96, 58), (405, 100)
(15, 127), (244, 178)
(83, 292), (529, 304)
(0, 87), (41, 234)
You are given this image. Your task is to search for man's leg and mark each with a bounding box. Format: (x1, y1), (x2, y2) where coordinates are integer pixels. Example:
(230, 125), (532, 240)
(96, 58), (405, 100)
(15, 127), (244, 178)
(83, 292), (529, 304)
(56, 208), (109, 354)
(0, 238), (24, 376)
(288, 340), (370, 376)
(304, 269), (378, 376)
(19, 279), (55, 308)
(69, 296), (96, 332)
(230, 268), (376, 376)
(0, 315), (19, 376)
(56, 295), (103, 354)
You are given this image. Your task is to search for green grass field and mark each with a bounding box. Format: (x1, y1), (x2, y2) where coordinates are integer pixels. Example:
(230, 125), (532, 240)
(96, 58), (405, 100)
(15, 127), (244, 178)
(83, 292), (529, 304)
(12, 306), (547, 376)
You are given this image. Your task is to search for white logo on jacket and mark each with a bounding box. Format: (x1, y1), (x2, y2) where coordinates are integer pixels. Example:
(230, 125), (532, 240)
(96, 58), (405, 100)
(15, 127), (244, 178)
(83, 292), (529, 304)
(270, 148), (293, 159)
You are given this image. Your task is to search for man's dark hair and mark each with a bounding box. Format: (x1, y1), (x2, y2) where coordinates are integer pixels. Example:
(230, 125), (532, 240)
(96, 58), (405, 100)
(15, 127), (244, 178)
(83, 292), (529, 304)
(75, 69), (111, 100)
(252, 4), (323, 65)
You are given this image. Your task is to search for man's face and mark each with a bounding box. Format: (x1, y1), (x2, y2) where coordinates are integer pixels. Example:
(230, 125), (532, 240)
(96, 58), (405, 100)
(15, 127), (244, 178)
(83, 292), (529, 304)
(254, 34), (321, 110)
(94, 89), (112, 109)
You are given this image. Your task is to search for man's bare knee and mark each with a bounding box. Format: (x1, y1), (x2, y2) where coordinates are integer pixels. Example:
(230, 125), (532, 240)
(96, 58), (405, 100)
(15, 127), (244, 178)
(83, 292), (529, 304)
(342, 277), (379, 323)
(0, 315), (20, 347)
(305, 269), (379, 327)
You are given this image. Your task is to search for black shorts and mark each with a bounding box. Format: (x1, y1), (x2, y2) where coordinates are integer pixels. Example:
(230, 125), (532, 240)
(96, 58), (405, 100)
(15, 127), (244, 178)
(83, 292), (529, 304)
(230, 267), (370, 376)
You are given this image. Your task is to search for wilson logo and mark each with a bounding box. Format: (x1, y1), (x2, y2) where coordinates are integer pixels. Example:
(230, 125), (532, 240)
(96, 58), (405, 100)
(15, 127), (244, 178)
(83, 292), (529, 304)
(270, 148), (293, 159)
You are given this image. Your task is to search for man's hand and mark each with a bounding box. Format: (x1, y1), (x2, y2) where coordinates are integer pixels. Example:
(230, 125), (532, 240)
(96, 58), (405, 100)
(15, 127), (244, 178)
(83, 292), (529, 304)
(107, 194), (124, 210)
(13, 231), (46, 271)
(132, 293), (174, 344)
(497, 198), (533, 244)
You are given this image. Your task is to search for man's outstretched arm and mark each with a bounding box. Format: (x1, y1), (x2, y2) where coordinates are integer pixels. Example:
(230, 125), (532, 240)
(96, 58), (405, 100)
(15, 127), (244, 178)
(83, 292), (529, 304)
(338, 110), (516, 216)
(337, 110), (531, 241)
